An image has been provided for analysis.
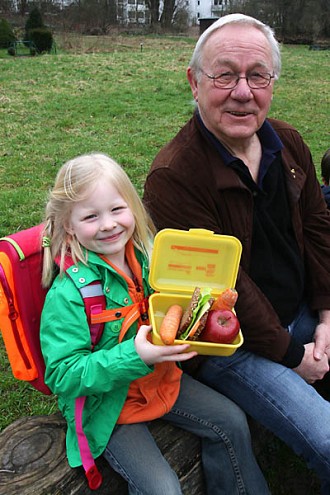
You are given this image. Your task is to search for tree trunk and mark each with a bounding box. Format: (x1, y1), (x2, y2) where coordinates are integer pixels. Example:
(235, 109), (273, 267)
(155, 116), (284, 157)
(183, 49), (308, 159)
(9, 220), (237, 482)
(0, 413), (204, 495)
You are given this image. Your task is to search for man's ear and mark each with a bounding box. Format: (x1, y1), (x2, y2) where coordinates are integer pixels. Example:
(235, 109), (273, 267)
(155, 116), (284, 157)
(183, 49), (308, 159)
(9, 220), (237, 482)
(187, 67), (198, 101)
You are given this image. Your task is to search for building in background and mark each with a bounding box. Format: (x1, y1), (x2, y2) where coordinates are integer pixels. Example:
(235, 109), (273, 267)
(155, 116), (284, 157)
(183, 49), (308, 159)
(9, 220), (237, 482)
(6, 0), (229, 27)
(189, 0), (229, 24)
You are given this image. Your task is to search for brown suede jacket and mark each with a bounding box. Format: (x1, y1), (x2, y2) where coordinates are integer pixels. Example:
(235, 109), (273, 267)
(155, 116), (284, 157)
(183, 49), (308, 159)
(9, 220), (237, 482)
(143, 114), (330, 367)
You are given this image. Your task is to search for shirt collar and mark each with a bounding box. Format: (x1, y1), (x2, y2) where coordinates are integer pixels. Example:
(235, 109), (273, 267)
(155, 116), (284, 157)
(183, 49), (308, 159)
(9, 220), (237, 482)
(196, 111), (283, 188)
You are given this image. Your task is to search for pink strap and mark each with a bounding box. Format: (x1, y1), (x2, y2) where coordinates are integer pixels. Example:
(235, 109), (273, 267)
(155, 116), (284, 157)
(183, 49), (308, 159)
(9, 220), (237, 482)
(75, 396), (102, 490)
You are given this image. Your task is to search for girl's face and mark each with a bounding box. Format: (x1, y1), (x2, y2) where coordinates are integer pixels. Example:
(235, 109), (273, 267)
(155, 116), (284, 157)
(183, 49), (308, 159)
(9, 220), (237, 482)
(67, 179), (135, 267)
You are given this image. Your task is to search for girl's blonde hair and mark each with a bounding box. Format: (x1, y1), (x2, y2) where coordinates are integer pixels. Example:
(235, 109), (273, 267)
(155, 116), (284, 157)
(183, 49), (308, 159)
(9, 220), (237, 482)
(42, 153), (156, 287)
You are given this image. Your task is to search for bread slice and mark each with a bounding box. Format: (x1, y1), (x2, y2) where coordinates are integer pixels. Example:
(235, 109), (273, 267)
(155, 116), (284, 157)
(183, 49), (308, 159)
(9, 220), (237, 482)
(177, 287), (214, 341)
(186, 298), (214, 341)
(177, 287), (201, 337)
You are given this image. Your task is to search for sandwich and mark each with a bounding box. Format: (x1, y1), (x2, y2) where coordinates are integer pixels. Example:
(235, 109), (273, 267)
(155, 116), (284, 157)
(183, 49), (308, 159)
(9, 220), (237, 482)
(177, 287), (214, 341)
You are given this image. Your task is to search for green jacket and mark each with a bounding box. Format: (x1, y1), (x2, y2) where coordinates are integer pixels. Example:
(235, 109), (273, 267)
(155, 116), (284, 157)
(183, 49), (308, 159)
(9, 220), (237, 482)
(40, 249), (154, 467)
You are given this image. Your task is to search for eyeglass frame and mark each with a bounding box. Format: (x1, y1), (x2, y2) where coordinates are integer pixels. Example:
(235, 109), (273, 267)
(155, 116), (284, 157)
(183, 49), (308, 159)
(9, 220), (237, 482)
(200, 70), (275, 90)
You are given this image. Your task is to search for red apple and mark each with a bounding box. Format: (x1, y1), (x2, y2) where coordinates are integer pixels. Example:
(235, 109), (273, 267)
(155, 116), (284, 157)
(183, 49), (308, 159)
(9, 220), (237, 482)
(201, 309), (240, 344)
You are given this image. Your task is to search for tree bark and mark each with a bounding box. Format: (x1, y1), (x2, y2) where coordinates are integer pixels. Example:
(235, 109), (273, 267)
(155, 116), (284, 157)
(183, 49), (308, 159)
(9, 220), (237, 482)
(0, 413), (204, 495)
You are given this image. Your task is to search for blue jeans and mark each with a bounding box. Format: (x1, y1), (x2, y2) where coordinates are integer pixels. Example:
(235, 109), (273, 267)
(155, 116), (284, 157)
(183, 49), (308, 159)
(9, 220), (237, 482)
(103, 374), (270, 495)
(197, 302), (330, 495)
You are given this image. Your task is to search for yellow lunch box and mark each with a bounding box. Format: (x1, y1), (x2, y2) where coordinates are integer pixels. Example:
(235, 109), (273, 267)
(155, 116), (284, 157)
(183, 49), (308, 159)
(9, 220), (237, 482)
(148, 228), (244, 356)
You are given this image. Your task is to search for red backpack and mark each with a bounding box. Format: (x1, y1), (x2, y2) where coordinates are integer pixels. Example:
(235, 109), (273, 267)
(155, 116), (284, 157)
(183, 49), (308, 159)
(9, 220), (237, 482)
(0, 224), (149, 489)
(0, 224), (106, 490)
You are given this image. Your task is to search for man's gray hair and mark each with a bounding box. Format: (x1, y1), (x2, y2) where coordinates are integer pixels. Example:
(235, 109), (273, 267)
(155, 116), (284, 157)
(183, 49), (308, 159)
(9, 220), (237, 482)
(190, 13), (281, 80)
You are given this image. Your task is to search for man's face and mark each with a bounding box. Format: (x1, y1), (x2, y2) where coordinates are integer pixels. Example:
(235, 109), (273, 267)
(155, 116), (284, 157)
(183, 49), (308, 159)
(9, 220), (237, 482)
(187, 24), (275, 147)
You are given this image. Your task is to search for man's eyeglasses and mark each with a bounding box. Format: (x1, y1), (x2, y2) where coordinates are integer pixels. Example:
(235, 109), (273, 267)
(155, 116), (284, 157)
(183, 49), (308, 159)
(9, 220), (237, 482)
(201, 71), (275, 89)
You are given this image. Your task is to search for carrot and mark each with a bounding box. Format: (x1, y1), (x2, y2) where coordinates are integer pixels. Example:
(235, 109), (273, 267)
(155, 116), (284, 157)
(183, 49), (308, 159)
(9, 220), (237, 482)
(159, 304), (183, 345)
(211, 288), (238, 311)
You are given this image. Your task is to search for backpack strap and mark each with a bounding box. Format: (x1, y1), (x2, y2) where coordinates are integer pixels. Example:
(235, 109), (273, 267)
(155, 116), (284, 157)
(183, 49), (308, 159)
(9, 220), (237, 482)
(76, 279), (105, 490)
(63, 258), (149, 490)
(75, 396), (103, 490)
(63, 261), (107, 349)
(78, 281), (105, 350)
(90, 295), (149, 343)
(64, 263), (105, 490)
(75, 287), (148, 489)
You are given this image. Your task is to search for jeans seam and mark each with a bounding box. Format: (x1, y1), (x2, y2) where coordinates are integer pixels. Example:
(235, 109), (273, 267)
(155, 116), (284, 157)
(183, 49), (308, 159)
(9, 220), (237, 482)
(167, 407), (246, 495)
(104, 446), (143, 495)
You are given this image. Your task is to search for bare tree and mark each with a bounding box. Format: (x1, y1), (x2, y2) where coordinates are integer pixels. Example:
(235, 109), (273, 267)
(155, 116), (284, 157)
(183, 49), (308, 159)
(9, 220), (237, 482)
(0, 0), (15, 12)
(231, 0), (329, 40)
(145, 0), (160, 25)
(160, 0), (176, 28)
(64, 0), (117, 31)
(17, 0), (29, 15)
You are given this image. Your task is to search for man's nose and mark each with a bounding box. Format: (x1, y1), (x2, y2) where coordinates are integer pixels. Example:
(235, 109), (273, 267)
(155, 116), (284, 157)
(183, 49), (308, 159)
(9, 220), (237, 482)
(230, 78), (253, 99)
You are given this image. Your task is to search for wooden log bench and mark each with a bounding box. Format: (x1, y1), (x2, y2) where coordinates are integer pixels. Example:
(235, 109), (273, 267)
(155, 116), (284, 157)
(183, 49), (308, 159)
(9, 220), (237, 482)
(0, 413), (204, 495)
(1, 397), (326, 495)
(0, 414), (278, 495)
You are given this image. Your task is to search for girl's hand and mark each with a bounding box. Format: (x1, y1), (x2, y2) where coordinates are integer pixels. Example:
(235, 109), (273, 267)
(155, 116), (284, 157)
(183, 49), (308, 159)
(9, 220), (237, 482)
(135, 325), (198, 366)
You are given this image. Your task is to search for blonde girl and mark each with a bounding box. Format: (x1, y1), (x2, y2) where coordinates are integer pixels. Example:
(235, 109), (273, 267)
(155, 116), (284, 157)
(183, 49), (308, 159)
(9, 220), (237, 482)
(40, 153), (269, 495)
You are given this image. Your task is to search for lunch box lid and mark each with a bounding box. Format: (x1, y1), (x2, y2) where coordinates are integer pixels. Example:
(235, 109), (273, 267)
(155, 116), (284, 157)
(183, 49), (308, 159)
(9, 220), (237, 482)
(149, 228), (242, 295)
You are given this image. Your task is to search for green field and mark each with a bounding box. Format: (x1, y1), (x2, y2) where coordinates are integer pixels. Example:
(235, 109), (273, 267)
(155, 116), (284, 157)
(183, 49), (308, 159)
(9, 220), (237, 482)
(0, 34), (329, 494)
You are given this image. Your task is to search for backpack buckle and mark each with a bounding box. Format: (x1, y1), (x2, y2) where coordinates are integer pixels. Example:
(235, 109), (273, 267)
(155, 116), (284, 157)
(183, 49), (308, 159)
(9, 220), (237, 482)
(139, 296), (149, 321)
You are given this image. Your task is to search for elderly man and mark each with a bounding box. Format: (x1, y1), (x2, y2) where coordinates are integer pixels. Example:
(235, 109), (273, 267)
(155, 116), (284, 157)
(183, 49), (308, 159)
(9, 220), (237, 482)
(144, 13), (330, 494)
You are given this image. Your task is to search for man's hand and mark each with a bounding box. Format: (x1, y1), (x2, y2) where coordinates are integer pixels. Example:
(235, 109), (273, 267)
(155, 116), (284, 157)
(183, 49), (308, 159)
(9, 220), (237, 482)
(293, 342), (329, 383)
(314, 311), (330, 360)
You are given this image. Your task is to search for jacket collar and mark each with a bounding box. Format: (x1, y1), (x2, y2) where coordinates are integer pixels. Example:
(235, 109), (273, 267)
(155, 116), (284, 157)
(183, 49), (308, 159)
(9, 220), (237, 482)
(65, 244), (150, 290)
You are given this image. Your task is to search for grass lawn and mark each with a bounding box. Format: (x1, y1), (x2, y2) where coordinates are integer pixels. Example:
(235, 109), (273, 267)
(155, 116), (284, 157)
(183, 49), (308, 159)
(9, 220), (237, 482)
(0, 33), (329, 494)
